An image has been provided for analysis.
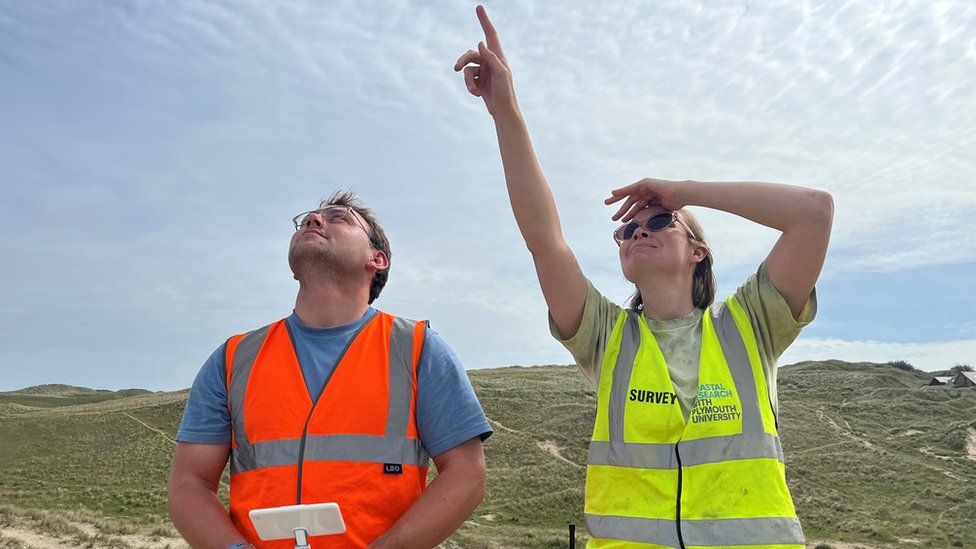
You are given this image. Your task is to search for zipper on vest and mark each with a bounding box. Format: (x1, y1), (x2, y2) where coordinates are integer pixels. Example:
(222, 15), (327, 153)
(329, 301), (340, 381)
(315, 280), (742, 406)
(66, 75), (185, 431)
(286, 315), (377, 504)
(295, 408), (316, 504)
(674, 442), (686, 549)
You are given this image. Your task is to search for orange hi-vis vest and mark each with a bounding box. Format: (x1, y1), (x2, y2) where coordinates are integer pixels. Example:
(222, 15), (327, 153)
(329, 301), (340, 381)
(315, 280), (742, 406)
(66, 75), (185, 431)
(223, 312), (430, 548)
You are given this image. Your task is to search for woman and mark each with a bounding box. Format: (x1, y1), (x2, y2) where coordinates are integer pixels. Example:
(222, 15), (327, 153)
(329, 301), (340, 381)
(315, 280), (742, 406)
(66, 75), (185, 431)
(456, 6), (833, 549)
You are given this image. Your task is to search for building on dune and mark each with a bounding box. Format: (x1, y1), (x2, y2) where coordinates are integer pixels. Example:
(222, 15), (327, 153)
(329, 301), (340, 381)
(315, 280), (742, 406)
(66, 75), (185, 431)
(952, 371), (976, 388)
(925, 376), (955, 387)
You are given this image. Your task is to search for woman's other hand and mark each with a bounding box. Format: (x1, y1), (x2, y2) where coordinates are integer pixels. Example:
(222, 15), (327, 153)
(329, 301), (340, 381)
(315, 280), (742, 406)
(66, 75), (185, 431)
(605, 178), (689, 221)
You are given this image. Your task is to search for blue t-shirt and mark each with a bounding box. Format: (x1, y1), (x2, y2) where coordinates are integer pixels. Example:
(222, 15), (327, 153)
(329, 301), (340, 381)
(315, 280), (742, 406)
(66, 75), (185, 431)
(177, 308), (492, 457)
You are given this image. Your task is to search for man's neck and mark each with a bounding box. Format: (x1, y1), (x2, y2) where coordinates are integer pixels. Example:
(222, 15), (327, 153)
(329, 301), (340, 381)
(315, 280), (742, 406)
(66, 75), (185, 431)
(638, 273), (696, 321)
(293, 281), (371, 328)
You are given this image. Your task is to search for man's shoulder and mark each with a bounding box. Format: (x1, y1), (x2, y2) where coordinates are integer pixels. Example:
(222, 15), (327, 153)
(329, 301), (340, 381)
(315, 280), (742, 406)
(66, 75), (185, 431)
(414, 327), (462, 371)
(374, 309), (429, 326)
(374, 310), (442, 345)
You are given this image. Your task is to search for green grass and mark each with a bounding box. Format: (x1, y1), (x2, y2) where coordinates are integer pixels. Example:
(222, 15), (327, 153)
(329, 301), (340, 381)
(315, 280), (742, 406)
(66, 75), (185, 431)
(778, 361), (976, 548)
(0, 394), (131, 408)
(453, 366), (593, 547)
(0, 386), (151, 408)
(1, 361), (974, 548)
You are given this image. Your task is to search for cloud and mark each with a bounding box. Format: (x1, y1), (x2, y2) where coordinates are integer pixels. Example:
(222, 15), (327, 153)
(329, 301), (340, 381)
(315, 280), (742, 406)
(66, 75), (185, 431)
(504, 1), (976, 271)
(1, 1), (973, 390)
(781, 336), (976, 372)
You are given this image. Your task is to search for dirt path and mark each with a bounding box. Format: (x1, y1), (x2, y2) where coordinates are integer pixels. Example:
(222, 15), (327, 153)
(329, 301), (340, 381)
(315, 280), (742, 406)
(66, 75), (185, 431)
(937, 500), (965, 528)
(0, 526), (63, 548)
(487, 417), (522, 434)
(817, 408), (874, 450)
(816, 408), (966, 481)
(537, 440), (582, 468)
(488, 417), (582, 467)
(966, 427), (976, 461)
(807, 541), (882, 549)
(914, 448), (964, 480)
(918, 446), (955, 462)
(794, 439), (855, 455)
(117, 412), (230, 489)
(0, 521), (186, 548)
(120, 412), (176, 444)
(917, 425), (976, 469)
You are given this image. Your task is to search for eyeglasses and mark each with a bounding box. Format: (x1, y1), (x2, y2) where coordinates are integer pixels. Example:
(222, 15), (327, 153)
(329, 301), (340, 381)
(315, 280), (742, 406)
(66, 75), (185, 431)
(292, 205), (370, 238)
(613, 212), (690, 246)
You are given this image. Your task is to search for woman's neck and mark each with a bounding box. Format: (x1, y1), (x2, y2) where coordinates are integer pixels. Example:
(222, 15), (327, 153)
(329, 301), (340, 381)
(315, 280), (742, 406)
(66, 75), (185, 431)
(638, 274), (696, 321)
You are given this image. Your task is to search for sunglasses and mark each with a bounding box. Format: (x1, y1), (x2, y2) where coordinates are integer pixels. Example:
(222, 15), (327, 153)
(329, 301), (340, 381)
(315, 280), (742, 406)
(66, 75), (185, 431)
(613, 212), (685, 245)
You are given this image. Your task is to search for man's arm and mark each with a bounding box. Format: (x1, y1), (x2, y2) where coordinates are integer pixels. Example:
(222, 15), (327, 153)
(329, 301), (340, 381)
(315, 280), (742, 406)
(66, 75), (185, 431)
(368, 437), (486, 549)
(168, 442), (250, 549)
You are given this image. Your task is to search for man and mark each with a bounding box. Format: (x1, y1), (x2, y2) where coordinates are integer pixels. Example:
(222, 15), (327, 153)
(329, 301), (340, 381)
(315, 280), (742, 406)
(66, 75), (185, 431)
(168, 191), (492, 549)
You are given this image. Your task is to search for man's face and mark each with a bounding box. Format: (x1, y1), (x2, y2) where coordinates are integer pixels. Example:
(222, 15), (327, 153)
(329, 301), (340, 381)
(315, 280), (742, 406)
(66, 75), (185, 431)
(288, 205), (376, 280)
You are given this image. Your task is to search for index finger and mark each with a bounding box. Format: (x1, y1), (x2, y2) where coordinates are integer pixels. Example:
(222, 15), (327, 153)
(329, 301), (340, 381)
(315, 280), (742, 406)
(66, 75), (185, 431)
(476, 5), (501, 49)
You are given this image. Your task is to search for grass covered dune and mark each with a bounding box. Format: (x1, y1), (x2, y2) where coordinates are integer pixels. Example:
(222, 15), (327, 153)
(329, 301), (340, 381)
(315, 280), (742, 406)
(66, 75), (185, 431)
(0, 360), (974, 548)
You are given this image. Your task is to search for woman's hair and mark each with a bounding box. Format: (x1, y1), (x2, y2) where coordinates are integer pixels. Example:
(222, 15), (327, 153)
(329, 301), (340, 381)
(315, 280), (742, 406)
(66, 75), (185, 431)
(628, 208), (716, 311)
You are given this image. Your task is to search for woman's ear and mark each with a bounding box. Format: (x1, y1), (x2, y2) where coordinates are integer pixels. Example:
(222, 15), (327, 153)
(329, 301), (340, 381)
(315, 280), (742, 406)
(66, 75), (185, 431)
(692, 245), (708, 264)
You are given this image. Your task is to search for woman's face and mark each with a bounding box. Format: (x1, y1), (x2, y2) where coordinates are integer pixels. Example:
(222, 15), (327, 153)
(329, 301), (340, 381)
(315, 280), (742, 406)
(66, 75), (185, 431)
(617, 206), (700, 283)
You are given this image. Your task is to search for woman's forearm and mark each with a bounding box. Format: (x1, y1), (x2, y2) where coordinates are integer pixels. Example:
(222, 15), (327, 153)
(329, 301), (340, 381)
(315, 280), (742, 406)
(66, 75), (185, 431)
(675, 179), (832, 316)
(678, 180), (833, 232)
(492, 108), (567, 254)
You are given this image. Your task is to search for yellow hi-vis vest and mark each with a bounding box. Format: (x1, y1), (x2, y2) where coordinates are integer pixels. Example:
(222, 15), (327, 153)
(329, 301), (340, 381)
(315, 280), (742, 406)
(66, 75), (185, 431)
(585, 296), (804, 549)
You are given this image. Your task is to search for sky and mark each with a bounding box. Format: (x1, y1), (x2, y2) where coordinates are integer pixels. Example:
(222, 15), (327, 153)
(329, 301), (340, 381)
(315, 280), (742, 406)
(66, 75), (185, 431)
(1, 0), (974, 391)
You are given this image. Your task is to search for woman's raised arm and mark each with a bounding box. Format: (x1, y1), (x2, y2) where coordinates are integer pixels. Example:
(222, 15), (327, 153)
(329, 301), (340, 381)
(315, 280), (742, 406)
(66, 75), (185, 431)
(456, 6), (587, 338)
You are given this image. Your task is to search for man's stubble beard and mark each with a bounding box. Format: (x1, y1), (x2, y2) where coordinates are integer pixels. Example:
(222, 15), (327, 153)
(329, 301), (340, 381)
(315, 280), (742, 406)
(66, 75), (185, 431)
(288, 242), (361, 286)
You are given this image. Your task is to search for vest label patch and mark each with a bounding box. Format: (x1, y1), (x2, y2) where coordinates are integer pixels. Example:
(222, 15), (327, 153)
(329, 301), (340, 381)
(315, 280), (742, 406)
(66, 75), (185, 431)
(691, 383), (741, 423)
(696, 383), (734, 399)
(384, 463), (403, 474)
(628, 389), (677, 404)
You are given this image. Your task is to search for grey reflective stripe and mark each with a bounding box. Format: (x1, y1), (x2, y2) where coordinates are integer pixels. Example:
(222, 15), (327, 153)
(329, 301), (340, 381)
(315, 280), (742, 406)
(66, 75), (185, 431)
(710, 304), (762, 433)
(387, 317), (416, 438)
(676, 432), (783, 467)
(233, 437), (301, 472)
(588, 432), (782, 469)
(584, 306), (800, 548)
(586, 514), (803, 548)
(228, 323), (273, 452)
(585, 514), (680, 548)
(682, 516), (805, 546)
(229, 315), (431, 476)
(306, 434), (428, 467)
(608, 312), (641, 444)
(232, 434), (429, 473)
(588, 440), (675, 469)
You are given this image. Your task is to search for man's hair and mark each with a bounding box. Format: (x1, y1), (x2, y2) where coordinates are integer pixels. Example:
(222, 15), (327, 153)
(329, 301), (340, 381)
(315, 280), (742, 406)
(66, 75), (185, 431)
(320, 190), (390, 304)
